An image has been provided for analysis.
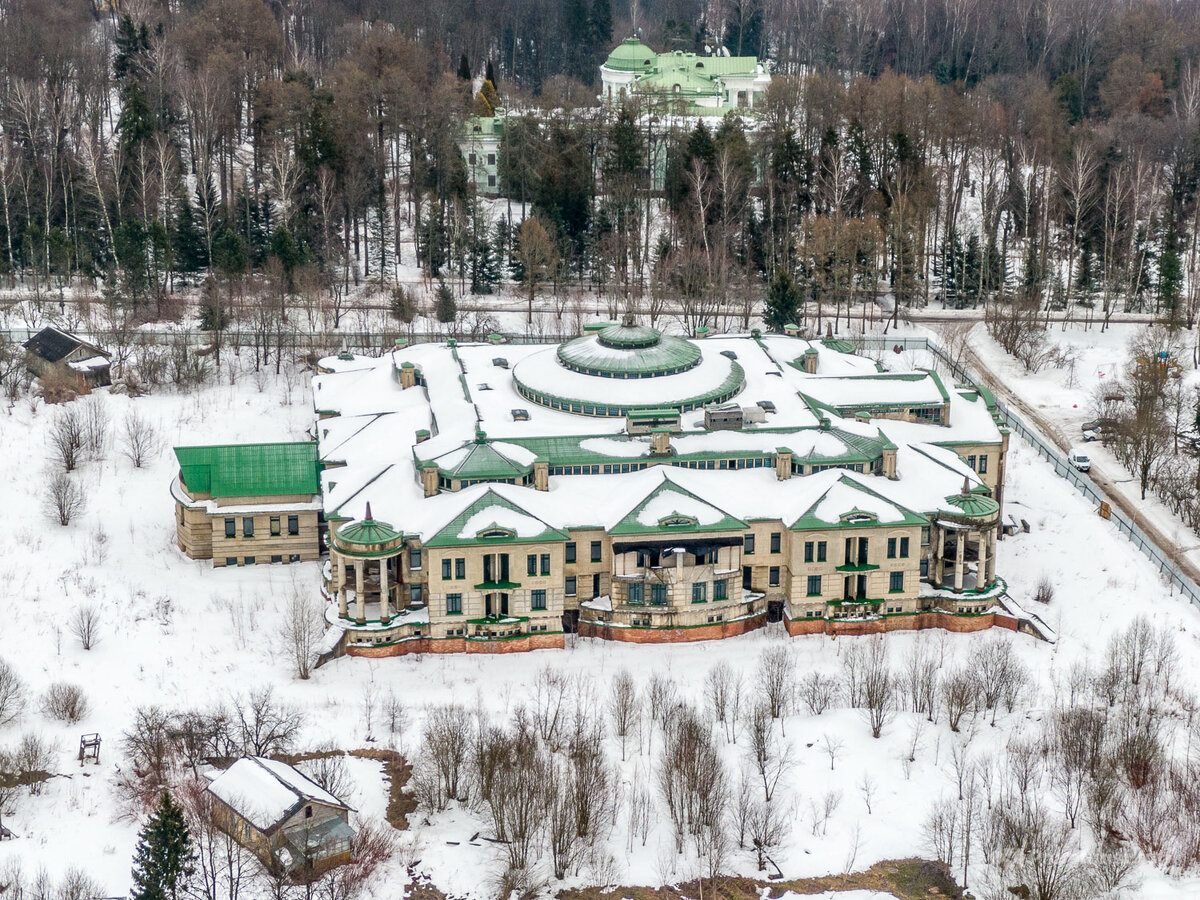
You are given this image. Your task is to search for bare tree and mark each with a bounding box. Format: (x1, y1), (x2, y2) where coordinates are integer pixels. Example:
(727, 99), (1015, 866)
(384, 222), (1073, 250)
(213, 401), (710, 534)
(79, 394), (110, 461)
(744, 703), (790, 800)
(758, 645), (795, 722)
(279, 590), (323, 680)
(48, 408), (84, 471)
(0, 657), (26, 726)
(859, 772), (877, 814)
(40, 683), (89, 723)
(416, 704), (472, 810)
(705, 661), (740, 741)
(849, 636), (893, 738)
(608, 668), (638, 762)
(302, 750), (352, 799)
(44, 472), (86, 526)
(942, 665), (978, 732)
(14, 733), (53, 795)
(799, 671), (838, 716)
(121, 411), (160, 468)
(822, 733), (846, 771)
(69, 604), (101, 650)
(232, 687), (304, 757)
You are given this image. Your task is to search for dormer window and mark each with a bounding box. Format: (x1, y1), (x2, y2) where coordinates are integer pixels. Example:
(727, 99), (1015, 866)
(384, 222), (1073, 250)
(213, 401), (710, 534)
(478, 528), (516, 540)
(658, 515), (698, 528)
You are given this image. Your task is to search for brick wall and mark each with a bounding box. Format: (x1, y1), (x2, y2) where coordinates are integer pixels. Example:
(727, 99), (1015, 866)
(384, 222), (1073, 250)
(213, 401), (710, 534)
(578, 613), (765, 644)
(784, 611), (1019, 638)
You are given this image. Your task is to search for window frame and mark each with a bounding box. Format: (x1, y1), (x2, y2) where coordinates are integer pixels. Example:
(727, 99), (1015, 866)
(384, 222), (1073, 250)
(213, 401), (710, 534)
(768, 566), (780, 587)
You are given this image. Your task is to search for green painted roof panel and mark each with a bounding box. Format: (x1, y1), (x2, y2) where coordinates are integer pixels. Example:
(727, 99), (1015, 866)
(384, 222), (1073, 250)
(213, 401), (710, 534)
(175, 442), (320, 498)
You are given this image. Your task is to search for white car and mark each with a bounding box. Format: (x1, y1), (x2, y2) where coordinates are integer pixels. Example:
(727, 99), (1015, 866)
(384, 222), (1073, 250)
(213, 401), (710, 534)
(1068, 447), (1091, 472)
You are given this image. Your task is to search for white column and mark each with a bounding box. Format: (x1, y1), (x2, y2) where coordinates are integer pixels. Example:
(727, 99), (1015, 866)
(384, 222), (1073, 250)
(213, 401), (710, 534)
(954, 529), (966, 591)
(379, 557), (391, 625)
(976, 531), (987, 592)
(986, 528), (998, 584)
(336, 552), (348, 618)
(354, 559), (366, 624)
(935, 527), (945, 587)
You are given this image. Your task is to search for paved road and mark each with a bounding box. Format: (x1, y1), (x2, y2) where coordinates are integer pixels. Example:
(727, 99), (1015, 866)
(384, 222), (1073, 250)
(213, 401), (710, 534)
(965, 345), (1200, 592)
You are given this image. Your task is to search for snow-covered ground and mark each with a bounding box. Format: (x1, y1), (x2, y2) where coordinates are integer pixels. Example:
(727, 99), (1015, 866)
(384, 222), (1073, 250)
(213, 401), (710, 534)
(1, 339), (1200, 898)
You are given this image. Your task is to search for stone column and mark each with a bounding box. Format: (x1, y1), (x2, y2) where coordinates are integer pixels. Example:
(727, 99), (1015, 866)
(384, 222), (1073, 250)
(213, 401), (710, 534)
(336, 552), (348, 618)
(975, 531), (987, 593)
(935, 528), (945, 587)
(380, 557), (391, 625)
(954, 529), (966, 591)
(354, 559), (366, 625)
(986, 527), (998, 585)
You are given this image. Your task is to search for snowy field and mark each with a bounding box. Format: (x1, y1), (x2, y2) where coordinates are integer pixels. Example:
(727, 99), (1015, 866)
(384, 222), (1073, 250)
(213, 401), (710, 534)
(1, 343), (1199, 899)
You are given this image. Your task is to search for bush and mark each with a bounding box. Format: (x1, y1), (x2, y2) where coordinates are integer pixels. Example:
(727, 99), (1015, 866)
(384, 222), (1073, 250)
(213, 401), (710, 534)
(41, 683), (89, 723)
(0, 657), (27, 726)
(44, 471), (87, 526)
(390, 286), (417, 323)
(1033, 576), (1055, 604)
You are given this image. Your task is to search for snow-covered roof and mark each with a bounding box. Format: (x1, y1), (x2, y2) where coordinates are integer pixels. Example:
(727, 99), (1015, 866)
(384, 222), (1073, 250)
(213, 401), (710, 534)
(206, 757), (350, 833)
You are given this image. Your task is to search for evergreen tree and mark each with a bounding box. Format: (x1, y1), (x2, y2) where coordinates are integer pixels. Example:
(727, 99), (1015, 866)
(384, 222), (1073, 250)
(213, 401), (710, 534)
(130, 792), (194, 900)
(457, 54), (472, 81)
(435, 280), (457, 323)
(1158, 228), (1183, 319)
(173, 194), (207, 277)
(590, 0), (613, 54)
(485, 59), (498, 88)
(764, 268), (801, 331)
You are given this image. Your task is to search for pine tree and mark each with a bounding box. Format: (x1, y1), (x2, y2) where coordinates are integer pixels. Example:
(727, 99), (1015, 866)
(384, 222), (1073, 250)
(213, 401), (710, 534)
(485, 59), (498, 88)
(590, 0), (613, 54)
(764, 268), (801, 332)
(457, 54), (472, 81)
(130, 792), (194, 900)
(435, 280), (457, 323)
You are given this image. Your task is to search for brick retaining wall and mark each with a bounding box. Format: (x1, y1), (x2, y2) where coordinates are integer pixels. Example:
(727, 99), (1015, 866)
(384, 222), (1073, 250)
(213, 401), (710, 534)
(345, 632), (565, 658)
(578, 613), (766, 644)
(785, 611), (1018, 638)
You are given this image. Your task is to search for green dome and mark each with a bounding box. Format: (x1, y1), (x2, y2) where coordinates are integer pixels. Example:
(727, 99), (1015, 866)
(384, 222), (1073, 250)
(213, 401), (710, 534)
(604, 38), (656, 72)
(556, 323), (702, 378)
(337, 505), (402, 547)
(943, 492), (1000, 520)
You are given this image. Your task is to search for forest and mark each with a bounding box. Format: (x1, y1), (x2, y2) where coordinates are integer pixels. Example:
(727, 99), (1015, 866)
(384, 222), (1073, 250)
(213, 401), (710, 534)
(2, 0), (1200, 335)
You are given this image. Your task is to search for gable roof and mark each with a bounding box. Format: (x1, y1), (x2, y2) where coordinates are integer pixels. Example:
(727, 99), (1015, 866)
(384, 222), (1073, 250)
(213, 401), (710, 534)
(175, 442), (321, 498)
(609, 476), (748, 536)
(427, 440), (534, 481)
(791, 475), (927, 531)
(424, 489), (567, 548)
(206, 757), (350, 834)
(23, 327), (108, 363)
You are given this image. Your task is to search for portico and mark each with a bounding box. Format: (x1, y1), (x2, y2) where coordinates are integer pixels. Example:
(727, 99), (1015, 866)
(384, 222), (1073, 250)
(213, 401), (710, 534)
(329, 504), (406, 625)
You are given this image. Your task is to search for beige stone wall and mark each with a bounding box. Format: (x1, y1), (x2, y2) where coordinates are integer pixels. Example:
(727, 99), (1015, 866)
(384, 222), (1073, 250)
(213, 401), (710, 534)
(210, 510), (320, 566)
(784, 524), (923, 616)
(176, 503), (214, 559)
(943, 441), (1004, 493)
(562, 528), (610, 606)
(425, 541), (566, 625)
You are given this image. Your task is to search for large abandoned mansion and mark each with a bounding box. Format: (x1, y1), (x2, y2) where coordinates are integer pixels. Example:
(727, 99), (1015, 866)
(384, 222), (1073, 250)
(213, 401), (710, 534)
(172, 322), (1017, 657)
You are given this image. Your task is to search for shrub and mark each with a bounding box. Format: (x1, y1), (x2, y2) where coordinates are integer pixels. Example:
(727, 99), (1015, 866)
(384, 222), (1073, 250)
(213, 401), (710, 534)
(41, 682), (89, 723)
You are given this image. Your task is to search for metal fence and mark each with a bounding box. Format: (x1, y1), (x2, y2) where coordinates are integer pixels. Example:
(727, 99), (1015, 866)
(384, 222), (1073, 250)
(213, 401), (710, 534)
(858, 334), (1200, 610)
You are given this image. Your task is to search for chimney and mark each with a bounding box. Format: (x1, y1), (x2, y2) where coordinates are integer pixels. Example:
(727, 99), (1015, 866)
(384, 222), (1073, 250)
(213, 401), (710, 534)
(650, 428), (671, 456)
(421, 463), (439, 497)
(775, 448), (793, 481)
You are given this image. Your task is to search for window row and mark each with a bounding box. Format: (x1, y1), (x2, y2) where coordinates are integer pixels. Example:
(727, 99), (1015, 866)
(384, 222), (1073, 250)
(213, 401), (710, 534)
(224, 554), (301, 566)
(224, 515), (299, 538)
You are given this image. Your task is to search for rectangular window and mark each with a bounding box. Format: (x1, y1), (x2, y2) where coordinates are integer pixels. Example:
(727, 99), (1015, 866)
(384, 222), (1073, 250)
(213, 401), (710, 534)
(527, 554), (537, 576)
(531, 589), (547, 610)
(565, 576), (577, 597)
(225, 557), (237, 567)
(714, 580), (728, 601)
(978, 455), (988, 474)
(288, 515), (299, 536)
(769, 566), (780, 587)
(900, 537), (910, 558)
(591, 541), (602, 562)
(245, 556), (255, 565)
(807, 575), (822, 596)
(967, 455), (977, 470)
(271, 554), (282, 563)
(817, 541), (827, 562)
(744, 534), (755, 555)
(242, 517), (254, 538)
(887, 537), (897, 559)
(409, 547), (422, 569)
(224, 518), (235, 538)
(468, 152), (476, 165)
(411, 585), (424, 604)
(628, 583), (644, 604)
(487, 152), (495, 166)
(446, 593), (462, 614)
(289, 554), (300, 563)
(565, 542), (576, 563)
(455, 558), (465, 579)
(487, 174), (496, 187)
(651, 583), (667, 605)
(770, 532), (781, 554)
(692, 582), (708, 603)
(742, 566), (752, 589)
(270, 517), (281, 536)
(804, 541), (814, 563)
(442, 559), (452, 579)
(540, 554), (550, 576)
(920, 559), (929, 577)
(890, 571), (904, 592)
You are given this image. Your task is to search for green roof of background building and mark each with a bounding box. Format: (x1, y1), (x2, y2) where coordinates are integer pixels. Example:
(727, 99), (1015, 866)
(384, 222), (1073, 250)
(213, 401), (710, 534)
(604, 37), (656, 71)
(175, 442), (321, 498)
(557, 323), (701, 377)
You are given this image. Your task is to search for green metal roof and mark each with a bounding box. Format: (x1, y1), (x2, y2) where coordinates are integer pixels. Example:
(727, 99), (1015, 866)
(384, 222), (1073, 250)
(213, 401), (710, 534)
(943, 492), (1000, 519)
(430, 441), (532, 481)
(337, 509), (403, 546)
(556, 325), (701, 377)
(610, 480), (747, 536)
(634, 68), (723, 97)
(604, 37), (656, 72)
(175, 442), (320, 498)
(425, 491), (567, 548)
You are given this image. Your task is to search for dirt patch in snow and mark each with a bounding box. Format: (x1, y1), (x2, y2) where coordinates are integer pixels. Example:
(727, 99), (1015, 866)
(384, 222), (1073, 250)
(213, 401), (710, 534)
(348, 748), (414, 830)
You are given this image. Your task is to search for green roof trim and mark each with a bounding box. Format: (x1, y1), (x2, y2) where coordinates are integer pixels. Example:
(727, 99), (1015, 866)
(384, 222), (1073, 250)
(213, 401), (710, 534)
(791, 476), (928, 532)
(337, 511), (402, 546)
(556, 325), (702, 377)
(609, 479), (748, 536)
(424, 491), (568, 549)
(175, 441), (321, 498)
(943, 492), (1000, 519)
(426, 441), (533, 481)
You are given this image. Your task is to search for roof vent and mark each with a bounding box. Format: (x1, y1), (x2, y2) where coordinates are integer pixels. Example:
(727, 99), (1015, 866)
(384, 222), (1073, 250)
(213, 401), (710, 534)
(511, 409), (530, 421)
